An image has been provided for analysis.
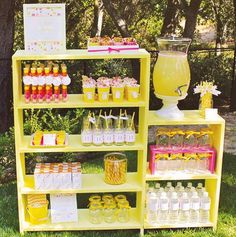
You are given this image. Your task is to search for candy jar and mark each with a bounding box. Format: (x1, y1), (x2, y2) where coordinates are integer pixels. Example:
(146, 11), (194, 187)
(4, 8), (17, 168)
(183, 129), (199, 148)
(22, 66), (31, 103)
(169, 128), (184, 149)
(52, 66), (61, 102)
(104, 152), (127, 185)
(197, 153), (210, 172)
(114, 117), (125, 146)
(170, 153), (183, 171)
(89, 202), (103, 224)
(155, 153), (169, 172)
(117, 200), (130, 223)
(102, 115), (114, 146)
(156, 127), (169, 149)
(198, 128), (213, 148)
(37, 67), (45, 103)
(61, 64), (71, 102)
(184, 153), (198, 172)
(103, 201), (117, 223)
(125, 113), (136, 145)
(44, 67), (53, 103)
(92, 116), (103, 146)
(31, 67), (38, 103)
(81, 116), (93, 146)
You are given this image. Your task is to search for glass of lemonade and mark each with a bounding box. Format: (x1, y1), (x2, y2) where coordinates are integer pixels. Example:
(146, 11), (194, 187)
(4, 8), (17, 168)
(153, 37), (192, 119)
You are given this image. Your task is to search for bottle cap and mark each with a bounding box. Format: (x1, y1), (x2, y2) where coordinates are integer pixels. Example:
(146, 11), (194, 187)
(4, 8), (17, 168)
(187, 182), (192, 187)
(177, 182), (182, 186)
(167, 182), (172, 187)
(197, 183), (203, 188)
(155, 183), (161, 189)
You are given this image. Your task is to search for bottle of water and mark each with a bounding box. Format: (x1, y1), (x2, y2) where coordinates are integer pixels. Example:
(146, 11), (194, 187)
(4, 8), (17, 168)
(190, 191), (200, 223)
(198, 187), (206, 198)
(159, 192), (169, 224)
(169, 192), (179, 223)
(199, 192), (211, 223)
(177, 186), (185, 198)
(187, 187), (196, 198)
(165, 182), (173, 192)
(186, 182), (193, 193)
(179, 192), (190, 223)
(146, 188), (159, 225)
(175, 182), (183, 192)
(196, 183), (203, 194)
(155, 183), (161, 193)
(167, 186), (175, 198)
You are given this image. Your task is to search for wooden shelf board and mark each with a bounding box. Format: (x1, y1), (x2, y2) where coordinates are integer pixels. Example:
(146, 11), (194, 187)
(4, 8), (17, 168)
(146, 168), (218, 181)
(19, 134), (144, 153)
(23, 208), (141, 231)
(20, 173), (142, 194)
(13, 49), (150, 60)
(16, 94), (146, 109)
(144, 221), (213, 229)
(148, 110), (225, 126)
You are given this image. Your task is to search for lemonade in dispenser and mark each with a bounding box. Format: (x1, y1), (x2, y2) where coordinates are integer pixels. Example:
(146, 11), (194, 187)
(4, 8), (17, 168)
(153, 37), (191, 119)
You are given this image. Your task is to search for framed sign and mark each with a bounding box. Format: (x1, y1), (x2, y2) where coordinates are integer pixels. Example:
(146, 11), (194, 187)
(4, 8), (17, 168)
(23, 3), (66, 53)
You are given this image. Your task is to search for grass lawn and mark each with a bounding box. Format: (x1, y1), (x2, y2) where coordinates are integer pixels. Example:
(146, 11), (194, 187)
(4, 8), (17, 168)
(0, 153), (236, 237)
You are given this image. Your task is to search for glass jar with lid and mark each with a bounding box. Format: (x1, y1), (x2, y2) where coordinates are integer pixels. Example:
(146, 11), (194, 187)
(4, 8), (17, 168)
(103, 201), (117, 223)
(117, 200), (130, 223)
(89, 202), (103, 224)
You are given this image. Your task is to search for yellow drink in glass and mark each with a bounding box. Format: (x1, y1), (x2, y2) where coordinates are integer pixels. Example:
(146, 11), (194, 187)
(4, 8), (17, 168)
(153, 51), (190, 97)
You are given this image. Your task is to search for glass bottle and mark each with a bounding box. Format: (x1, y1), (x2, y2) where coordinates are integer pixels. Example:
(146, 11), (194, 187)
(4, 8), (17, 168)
(197, 153), (210, 172)
(156, 127), (169, 149)
(169, 128), (184, 149)
(125, 117), (136, 145)
(117, 200), (130, 223)
(184, 129), (199, 148)
(103, 201), (117, 223)
(92, 117), (103, 146)
(114, 118), (125, 146)
(89, 202), (103, 224)
(198, 128), (213, 148)
(81, 117), (93, 146)
(103, 118), (114, 146)
(155, 153), (169, 172)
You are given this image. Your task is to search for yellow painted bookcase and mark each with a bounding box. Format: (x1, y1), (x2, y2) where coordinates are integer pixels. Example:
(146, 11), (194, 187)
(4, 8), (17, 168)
(12, 49), (225, 234)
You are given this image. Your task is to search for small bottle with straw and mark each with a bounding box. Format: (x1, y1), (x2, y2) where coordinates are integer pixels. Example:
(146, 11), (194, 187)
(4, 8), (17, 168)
(125, 112), (136, 145)
(114, 110), (125, 146)
(92, 112), (103, 146)
(102, 111), (114, 146)
(81, 113), (93, 146)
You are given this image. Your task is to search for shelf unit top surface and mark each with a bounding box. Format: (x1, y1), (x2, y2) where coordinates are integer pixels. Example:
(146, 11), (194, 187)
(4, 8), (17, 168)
(148, 110), (225, 125)
(23, 208), (141, 231)
(21, 173), (142, 194)
(15, 95), (146, 109)
(12, 49), (150, 60)
(144, 222), (213, 229)
(19, 134), (144, 153)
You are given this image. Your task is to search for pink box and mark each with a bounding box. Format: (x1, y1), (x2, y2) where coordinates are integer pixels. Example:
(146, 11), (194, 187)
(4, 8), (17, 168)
(149, 145), (216, 175)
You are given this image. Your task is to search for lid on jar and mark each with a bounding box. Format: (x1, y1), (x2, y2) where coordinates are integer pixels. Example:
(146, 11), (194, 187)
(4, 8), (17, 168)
(200, 128), (213, 135)
(104, 152), (127, 162)
(155, 153), (169, 160)
(89, 195), (101, 203)
(114, 194), (127, 203)
(118, 200), (130, 209)
(102, 194), (114, 202)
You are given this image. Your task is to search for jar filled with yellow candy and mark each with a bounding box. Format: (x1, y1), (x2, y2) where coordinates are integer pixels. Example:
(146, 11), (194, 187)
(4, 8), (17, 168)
(198, 128), (213, 148)
(156, 128), (169, 149)
(104, 152), (127, 185)
(89, 202), (103, 224)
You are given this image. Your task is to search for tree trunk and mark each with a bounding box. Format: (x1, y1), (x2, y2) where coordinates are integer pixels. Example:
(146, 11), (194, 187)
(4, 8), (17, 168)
(0, 0), (15, 132)
(183, 0), (202, 39)
(102, 0), (129, 37)
(91, 0), (104, 37)
(230, 0), (236, 111)
(161, 0), (181, 36)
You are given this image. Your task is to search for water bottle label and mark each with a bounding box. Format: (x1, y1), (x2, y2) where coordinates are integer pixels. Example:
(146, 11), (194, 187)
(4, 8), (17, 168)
(191, 202), (200, 210)
(149, 200), (158, 211)
(201, 202), (210, 210)
(171, 203), (179, 210)
(160, 203), (168, 211)
(114, 132), (124, 143)
(81, 132), (92, 143)
(125, 131), (135, 142)
(104, 133), (113, 143)
(182, 203), (190, 211)
(93, 134), (103, 145)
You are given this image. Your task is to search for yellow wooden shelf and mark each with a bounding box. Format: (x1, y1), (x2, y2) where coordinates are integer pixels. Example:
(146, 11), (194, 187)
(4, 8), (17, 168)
(20, 173), (142, 194)
(16, 94), (146, 109)
(146, 167), (218, 181)
(144, 222), (214, 229)
(23, 208), (141, 231)
(19, 134), (143, 153)
(13, 49), (149, 60)
(148, 110), (225, 126)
